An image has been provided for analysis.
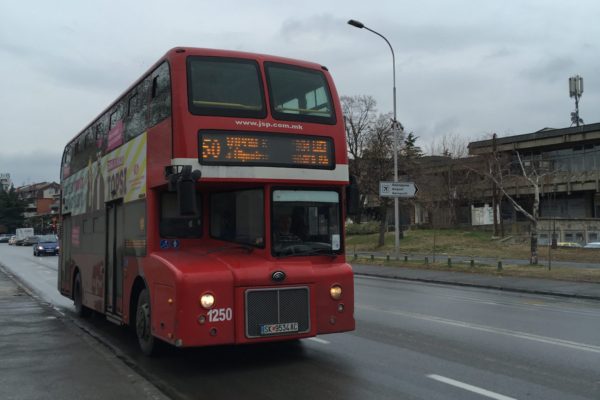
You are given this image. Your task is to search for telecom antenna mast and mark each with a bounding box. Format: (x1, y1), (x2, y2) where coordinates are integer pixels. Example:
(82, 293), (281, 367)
(569, 75), (584, 127)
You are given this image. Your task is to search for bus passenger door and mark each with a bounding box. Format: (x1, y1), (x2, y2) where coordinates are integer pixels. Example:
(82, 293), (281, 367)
(59, 214), (72, 293)
(105, 201), (124, 316)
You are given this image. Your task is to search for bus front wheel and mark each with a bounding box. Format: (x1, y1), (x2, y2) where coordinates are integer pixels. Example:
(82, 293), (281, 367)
(136, 288), (156, 356)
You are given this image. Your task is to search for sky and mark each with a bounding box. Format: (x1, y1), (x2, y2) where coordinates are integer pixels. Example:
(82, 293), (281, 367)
(1, 0), (599, 187)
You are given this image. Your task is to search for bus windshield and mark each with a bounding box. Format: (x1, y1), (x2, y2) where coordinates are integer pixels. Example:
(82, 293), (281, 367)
(265, 63), (335, 124)
(187, 57), (265, 118)
(271, 189), (341, 257)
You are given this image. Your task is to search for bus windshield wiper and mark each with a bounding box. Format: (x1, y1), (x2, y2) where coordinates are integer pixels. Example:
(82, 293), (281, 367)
(275, 246), (336, 258)
(298, 248), (337, 257)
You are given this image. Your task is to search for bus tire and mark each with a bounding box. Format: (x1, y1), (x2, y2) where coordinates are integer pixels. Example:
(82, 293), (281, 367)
(74, 273), (91, 318)
(136, 288), (157, 356)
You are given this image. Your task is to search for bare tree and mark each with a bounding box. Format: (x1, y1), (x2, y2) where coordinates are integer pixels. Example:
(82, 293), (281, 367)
(341, 95), (377, 160)
(361, 113), (398, 246)
(420, 133), (473, 226)
(481, 150), (550, 264)
(341, 95), (378, 222)
(488, 133), (507, 237)
(428, 132), (469, 159)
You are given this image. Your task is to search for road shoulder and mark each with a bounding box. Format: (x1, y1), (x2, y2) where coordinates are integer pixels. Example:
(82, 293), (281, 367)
(351, 263), (600, 300)
(0, 265), (169, 400)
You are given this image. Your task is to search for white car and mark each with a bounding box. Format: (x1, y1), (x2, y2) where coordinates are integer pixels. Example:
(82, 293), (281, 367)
(584, 242), (600, 249)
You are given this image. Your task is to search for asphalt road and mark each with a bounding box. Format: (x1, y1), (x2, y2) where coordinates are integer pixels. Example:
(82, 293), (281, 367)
(1, 244), (599, 399)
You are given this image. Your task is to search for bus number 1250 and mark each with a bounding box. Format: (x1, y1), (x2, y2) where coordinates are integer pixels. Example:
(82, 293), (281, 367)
(207, 308), (233, 322)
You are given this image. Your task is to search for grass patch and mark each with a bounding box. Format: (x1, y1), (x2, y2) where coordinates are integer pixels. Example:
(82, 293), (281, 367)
(346, 229), (600, 264)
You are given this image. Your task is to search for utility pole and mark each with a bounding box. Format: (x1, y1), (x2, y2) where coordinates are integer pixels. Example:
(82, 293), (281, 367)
(491, 133), (499, 237)
(348, 19), (403, 258)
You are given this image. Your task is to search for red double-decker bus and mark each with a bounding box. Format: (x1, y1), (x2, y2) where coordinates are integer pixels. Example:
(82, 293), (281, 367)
(58, 47), (357, 354)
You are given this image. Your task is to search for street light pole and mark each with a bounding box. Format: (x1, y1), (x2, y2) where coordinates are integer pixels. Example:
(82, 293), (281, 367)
(348, 19), (402, 258)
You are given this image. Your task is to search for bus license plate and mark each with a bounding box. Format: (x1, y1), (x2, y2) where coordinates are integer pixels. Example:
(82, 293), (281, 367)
(260, 322), (299, 335)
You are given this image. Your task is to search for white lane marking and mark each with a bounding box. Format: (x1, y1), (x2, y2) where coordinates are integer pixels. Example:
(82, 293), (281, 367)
(427, 374), (517, 400)
(359, 305), (600, 354)
(307, 337), (330, 344)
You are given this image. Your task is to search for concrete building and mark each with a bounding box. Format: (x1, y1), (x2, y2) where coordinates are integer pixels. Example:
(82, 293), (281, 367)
(468, 123), (600, 245)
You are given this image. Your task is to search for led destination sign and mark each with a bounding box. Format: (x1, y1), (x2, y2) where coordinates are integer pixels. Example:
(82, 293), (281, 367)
(199, 131), (334, 169)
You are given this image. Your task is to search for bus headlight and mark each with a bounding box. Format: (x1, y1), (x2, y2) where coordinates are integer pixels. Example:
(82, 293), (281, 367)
(200, 293), (215, 309)
(330, 285), (343, 300)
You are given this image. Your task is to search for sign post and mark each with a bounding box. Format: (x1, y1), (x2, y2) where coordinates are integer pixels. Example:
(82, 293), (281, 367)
(379, 181), (418, 258)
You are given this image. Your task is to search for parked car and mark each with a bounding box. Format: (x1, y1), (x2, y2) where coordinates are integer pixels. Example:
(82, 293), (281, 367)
(0, 234), (11, 243)
(584, 242), (600, 249)
(33, 235), (59, 256)
(8, 235), (17, 245)
(22, 236), (40, 246)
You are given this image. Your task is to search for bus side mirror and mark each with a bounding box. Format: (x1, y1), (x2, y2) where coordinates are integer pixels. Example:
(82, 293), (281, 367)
(346, 175), (359, 216)
(176, 166), (202, 216)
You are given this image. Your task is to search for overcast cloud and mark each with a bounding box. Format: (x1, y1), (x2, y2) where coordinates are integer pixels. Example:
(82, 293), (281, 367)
(1, 0), (599, 186)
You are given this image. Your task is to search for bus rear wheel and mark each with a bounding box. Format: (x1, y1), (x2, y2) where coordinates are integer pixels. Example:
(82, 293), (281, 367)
(136, 288), (157, 356)
(74, 273), (91, 317)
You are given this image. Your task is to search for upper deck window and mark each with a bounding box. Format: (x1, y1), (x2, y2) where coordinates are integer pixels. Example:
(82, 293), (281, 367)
(187, 57), (266, 118)
(265, 62), (336, 125)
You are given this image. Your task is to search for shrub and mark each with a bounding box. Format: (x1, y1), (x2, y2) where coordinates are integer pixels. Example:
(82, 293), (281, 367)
(346, 221), (380, 235)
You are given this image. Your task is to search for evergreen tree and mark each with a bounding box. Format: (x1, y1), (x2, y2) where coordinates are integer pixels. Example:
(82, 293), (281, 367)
(402, 132), (423, 159)
(0, 186), (26, 232)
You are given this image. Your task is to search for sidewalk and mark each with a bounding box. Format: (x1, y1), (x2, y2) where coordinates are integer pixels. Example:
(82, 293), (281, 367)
(351, 263), (600, 300)
(0, 267), (168, 400)
(348, 251), (600, 269)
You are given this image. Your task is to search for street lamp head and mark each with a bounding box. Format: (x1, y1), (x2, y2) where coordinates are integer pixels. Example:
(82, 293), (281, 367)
(347, 19), (364, 29)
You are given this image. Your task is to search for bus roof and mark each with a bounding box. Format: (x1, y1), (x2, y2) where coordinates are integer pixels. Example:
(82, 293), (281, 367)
(166, 47), (328, 71)
(63, 47), (330, 150)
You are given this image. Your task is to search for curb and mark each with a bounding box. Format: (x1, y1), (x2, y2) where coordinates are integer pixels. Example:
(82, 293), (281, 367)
(354, 271), (600, 301)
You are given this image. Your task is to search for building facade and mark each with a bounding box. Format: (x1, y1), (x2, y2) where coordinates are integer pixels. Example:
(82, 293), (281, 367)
(468, 123), (600, 244)
(15, 182), (61, 233)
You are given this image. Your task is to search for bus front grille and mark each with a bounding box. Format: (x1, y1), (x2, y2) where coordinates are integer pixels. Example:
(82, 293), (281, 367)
(245, 287), (310, 338)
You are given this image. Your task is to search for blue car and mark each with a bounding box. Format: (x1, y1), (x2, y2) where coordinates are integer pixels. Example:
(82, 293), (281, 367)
(33, 235), (59, 256)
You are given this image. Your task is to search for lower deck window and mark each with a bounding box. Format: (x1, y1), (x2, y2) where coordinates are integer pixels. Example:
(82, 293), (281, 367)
(160, 192), (202, 238)
(210, 189), (264, 247)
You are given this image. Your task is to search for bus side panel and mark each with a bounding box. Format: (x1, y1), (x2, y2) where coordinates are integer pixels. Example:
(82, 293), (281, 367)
(64, 213), (104, 311)
(128, 254), (180, 344)
(58, 214), (72, 296)
(146, 118), (173, 190)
